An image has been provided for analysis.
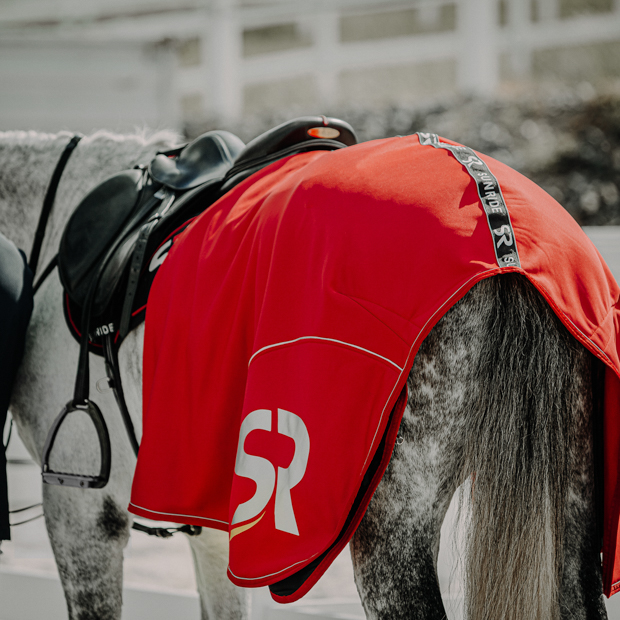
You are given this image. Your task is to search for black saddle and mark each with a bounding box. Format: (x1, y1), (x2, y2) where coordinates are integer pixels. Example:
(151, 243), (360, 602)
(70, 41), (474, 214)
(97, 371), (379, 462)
(57, 116), (356, 345)
(58, 130), (245, 325)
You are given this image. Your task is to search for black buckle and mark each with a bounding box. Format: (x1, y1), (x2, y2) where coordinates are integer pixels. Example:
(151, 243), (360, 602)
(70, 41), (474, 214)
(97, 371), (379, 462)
(41, 399), (111, 489)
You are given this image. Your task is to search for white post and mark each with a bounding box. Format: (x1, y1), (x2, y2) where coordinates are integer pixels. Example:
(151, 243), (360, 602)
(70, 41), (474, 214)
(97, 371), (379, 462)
(207, 0), (243, 122)
(457, 0), (500, 97)
(154, 41), (183, 130)
(312, 10), (340, 110)
(536, 0), (559, 21)
(507, 0), (531, 79)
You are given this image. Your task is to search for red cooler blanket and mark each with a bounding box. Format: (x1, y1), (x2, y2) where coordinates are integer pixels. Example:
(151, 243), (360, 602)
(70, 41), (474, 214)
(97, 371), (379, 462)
(129, 134), (620, 601)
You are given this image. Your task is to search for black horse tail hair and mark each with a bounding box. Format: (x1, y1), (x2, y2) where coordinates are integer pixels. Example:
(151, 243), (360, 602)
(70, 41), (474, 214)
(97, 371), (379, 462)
(460, 273), (596, 620)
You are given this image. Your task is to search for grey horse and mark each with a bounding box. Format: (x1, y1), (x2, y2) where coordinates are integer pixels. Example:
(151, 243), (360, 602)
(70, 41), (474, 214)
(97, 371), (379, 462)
(0, 129), (607, 620)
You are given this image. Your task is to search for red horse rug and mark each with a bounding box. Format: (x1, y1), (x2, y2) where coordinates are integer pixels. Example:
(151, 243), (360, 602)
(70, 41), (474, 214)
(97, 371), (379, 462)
(129, 133), (620, 602)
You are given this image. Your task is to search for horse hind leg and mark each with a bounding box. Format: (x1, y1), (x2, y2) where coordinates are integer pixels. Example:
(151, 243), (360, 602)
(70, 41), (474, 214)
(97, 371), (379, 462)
(351, 281), (494, 620)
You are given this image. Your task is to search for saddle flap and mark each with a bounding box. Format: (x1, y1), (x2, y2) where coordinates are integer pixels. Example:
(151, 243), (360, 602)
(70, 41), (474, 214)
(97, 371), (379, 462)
(94, 228), (141, 311)
(149, 130), (245, 191)
(58, 169), (145, 306)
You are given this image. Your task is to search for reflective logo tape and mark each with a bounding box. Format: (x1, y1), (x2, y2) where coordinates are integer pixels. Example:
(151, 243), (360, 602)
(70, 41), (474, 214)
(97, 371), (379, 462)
(416, 133), (520, 269)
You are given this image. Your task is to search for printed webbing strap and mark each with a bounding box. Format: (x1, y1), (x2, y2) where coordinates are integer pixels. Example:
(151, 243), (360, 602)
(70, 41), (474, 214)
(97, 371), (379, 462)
(416, 132), (520, 269)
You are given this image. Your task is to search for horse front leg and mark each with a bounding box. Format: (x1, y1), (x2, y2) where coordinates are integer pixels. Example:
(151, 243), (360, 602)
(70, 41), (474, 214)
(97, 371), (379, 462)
(187, 528), (249, 620)
(43, 485), (130, 620)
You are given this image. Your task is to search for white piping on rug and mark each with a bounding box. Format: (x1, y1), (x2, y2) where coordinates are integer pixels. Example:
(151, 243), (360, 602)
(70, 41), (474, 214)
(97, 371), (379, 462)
(128, 502), (229, 526)
(227, 552), (320, 582)
(248, 336), (403, 372)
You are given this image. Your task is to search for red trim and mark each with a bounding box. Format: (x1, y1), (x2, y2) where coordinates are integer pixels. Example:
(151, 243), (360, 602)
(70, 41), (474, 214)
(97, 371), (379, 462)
(65, 294), (103, 349)
(132, 304), (147, 317)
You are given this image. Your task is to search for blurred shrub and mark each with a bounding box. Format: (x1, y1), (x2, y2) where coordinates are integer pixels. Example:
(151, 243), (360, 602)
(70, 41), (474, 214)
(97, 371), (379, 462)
(190, 89), (620, 225)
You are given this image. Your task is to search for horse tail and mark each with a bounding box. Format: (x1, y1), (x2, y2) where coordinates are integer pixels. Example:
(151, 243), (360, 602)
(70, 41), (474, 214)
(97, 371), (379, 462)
(461, 273), (593, 620)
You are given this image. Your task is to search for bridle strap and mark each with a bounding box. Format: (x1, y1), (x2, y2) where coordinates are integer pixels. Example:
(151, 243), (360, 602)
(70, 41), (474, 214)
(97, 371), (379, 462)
(29, 134), (82, 275)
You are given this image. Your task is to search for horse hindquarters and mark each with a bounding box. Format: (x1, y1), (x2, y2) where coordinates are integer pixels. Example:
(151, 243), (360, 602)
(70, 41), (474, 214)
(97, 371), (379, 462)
(351, 274), (606, 620)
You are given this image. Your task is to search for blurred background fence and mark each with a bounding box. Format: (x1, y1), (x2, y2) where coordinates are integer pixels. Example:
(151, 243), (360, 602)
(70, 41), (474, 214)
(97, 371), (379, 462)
(2, 0), (619, 226)
(1, 0), (619, 130)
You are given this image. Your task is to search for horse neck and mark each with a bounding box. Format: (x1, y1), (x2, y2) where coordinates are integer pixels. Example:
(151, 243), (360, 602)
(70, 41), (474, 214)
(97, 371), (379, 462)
(0, 129), (178, 271)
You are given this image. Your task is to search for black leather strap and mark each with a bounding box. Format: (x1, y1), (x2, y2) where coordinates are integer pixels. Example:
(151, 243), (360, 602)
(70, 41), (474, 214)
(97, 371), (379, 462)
(131, 522), (202, 538)
(30, 134), (82, 275)
(104, 335), (140, 456)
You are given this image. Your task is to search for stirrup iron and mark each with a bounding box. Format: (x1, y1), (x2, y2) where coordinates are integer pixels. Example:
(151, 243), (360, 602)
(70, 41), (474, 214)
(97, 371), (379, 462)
(41, 399), (111, 489)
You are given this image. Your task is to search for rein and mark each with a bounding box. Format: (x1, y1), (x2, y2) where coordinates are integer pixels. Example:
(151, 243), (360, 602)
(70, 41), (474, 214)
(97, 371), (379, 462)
(29, 134), (82, 280)
(26, 134), (198, 539)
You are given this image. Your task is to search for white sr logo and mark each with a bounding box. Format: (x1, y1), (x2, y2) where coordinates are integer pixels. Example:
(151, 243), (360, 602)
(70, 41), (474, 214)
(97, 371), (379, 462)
(231, 408), (310, 536)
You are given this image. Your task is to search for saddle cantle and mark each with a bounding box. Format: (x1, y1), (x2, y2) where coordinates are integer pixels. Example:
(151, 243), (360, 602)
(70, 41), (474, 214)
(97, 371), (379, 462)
(221, 115), (357, 192)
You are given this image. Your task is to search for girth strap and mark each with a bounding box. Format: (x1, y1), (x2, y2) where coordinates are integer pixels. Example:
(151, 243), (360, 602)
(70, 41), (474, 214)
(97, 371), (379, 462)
(103, 335), (140, 456)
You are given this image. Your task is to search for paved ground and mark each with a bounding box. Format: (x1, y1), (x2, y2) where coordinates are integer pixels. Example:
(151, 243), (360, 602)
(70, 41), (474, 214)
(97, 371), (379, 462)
(2, 226), (619, 619)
